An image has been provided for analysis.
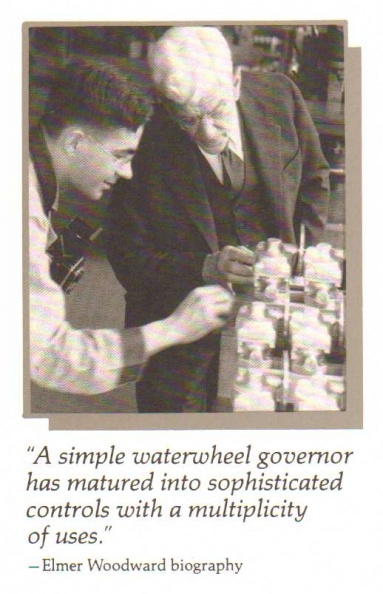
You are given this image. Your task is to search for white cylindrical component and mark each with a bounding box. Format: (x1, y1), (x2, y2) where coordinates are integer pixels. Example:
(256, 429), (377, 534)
(293, 378), (339, 411)
(266, 237), (283, 256)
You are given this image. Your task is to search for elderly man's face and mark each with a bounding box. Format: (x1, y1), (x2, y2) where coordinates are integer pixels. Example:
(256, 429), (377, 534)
(163, 73), (241, 154)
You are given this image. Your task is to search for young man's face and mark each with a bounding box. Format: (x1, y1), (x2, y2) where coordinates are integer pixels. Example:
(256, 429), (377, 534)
(66, 125), (144, 200)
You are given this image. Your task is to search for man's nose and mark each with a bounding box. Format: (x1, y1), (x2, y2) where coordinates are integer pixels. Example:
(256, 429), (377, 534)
(115, 160), (133, 180)
(199, 116), (218, 140)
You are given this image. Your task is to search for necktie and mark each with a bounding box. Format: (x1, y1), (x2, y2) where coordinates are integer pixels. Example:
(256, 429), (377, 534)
(221, 147), (245, 192)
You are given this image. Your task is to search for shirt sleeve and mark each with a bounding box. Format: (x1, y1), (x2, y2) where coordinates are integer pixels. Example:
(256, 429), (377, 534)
(29, 163), (146, 395)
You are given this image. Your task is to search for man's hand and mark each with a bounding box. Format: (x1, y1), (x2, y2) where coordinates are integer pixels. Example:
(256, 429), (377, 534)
(166, 285), (235, 344)
(203, 245), (255, 285)
(140, 286), (234, 358)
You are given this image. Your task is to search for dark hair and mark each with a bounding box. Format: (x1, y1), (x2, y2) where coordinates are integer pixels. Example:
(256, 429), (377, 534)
(41, 57), (153, 135)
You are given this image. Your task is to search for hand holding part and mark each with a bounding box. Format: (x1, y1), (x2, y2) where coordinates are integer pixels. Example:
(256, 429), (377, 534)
(167, 285), (235, 344)
(203, 245), (255, 285)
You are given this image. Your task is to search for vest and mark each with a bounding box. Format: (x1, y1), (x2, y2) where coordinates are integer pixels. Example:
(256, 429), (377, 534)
(195, 126), (270, 250)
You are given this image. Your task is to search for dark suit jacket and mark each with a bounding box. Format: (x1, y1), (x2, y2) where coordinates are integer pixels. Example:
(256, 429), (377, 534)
(107, 71), (330, 327)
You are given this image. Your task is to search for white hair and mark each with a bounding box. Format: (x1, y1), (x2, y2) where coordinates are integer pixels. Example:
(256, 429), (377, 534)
(148, 26), (234, 110)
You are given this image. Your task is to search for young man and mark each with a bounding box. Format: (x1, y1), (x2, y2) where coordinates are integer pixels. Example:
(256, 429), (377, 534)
(29, 57), (233, 395)
(107, 27), (330, 412)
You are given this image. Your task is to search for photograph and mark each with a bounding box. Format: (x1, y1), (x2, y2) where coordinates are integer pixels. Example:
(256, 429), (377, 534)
(25, 23), (356, 427)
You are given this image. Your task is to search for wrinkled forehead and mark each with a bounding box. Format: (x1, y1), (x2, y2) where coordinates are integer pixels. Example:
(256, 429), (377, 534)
(148, 27), (234, 108)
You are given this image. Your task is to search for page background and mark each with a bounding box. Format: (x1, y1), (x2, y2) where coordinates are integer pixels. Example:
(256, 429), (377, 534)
(2, 2), (382, 592)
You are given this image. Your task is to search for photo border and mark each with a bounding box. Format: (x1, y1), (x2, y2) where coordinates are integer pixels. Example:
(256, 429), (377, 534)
(23, 20), (362, 430)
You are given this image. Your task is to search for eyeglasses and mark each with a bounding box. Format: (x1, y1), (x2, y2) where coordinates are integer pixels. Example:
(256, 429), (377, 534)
(163, 99), (228, 131)
(85, 134), (133, 166)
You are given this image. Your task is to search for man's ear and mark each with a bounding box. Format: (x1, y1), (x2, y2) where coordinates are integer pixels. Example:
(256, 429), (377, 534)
(233, 67), (242, 101)
(62, 128), (86, 155)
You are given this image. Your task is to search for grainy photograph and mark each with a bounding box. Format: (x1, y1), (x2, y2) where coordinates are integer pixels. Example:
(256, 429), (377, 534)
(24, 24), (355, 426)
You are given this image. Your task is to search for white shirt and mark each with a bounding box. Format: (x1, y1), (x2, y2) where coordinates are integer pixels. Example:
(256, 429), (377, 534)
(29, 160), (143, 394)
